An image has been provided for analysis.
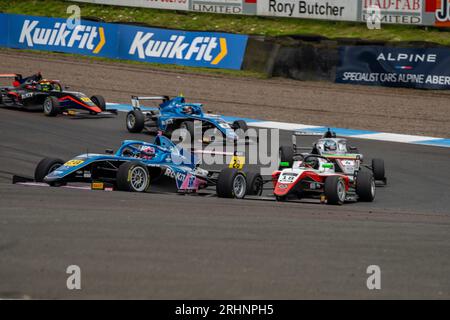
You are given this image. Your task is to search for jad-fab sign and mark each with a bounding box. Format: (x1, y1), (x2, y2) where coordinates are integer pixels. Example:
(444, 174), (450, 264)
(336, 46), (450, 90)
(0, 13), (248, 70)
(361, 0), (423, 25)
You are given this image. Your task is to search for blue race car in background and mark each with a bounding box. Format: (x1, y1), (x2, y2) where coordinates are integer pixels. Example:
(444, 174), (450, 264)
(125, 95), (248, 143)
(27, 135), (262, 198)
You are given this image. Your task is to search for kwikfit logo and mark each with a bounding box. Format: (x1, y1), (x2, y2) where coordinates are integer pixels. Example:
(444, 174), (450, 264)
(19, 20), (105, 53)
(129, 32), (228, 65)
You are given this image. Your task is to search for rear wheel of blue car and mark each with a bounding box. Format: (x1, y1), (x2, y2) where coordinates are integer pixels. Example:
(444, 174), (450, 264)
(43, 96), (59, 117)
(217, 168), (247, 199)
(126, 110), (145, 133)
(90, 95), (106, 112)
(116, 162), (149, 192)
(245, 171), (263, 196)
(34, 157), (65, 185)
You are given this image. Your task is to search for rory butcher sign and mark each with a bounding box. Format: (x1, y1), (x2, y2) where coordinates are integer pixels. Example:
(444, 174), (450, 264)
(257, 0), (358, 21)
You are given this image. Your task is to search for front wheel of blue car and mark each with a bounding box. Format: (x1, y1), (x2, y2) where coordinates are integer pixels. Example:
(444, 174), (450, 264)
(35, 157), (65, 184)
(116, 162), (150, 192)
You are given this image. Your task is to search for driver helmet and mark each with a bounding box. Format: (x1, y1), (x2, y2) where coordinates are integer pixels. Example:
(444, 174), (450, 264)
(140, 146), (156, 160)
(182, 106), (193, 114)
(38, 80), (53, 92)
(324, 140), (337, 152)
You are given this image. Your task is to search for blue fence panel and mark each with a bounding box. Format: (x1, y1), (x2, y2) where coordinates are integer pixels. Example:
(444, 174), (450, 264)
(0, 13), (8, 47)
(117, 24), (248, 70)
(7, 13), (117, 58)
(336, 46), (450, 90)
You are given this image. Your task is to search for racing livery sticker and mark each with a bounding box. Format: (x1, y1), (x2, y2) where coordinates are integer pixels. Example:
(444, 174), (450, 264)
(229, 155), (246, 169)
(64, 159), (85, 167)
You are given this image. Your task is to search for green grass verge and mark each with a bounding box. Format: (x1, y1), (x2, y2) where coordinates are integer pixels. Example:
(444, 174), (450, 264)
(1, 0), (449, 46)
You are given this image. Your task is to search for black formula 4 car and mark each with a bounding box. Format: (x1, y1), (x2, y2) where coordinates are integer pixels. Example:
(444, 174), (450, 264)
(0, 73), (116, 117)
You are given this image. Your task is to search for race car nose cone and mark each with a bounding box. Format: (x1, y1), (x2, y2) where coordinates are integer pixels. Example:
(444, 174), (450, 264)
(274, 183), (290, 196)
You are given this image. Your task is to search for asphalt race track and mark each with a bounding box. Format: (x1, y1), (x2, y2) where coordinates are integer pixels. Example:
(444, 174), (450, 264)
(0, 106), (449, 299)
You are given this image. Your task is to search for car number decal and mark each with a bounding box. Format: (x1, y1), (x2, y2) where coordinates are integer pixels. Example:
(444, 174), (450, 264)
(229, 155), (245, 169)
(81, 97), (92, 103)
(64, 159), (84, 167)
(279, 174), (297, 183)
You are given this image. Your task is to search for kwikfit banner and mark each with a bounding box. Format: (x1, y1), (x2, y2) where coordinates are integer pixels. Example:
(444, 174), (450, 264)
(118, 24), (248, 69)
(0, 13), (248, 70)
(5, 13), (119, 58)
(336, 46), (450, 89)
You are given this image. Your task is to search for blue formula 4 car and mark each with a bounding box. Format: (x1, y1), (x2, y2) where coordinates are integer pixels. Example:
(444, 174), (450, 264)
(125, 96), (249, 143)
(18, 135), (263, 198)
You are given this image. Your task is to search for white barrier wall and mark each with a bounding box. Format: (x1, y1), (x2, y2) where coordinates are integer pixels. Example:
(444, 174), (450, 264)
(70, 0), (450, 27)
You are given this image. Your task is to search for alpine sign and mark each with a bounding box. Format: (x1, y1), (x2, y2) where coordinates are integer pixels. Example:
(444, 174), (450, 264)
(336, 46), (450, 89)
(0, 13), (248, 70)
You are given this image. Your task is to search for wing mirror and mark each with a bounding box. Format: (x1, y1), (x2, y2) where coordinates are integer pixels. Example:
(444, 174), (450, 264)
(349, 146), (358, 151)
(105, 149), (114, 154)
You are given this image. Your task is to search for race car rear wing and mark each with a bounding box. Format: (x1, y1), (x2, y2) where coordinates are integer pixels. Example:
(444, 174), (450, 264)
(291, 131), (323, 153)
(131, 95), (170, 109)
(0, 74), (20, 79)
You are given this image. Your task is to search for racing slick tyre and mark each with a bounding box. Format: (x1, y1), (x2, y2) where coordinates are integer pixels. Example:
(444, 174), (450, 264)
(232, 120), (248, 132)
(116, 162), (150, 192)
(34, 157), (65, 184)
(217, 168), (247, 199)
(279, 146), (294, 169)
(324, 176), (346, 205)
(245, 171), (263, 196)
(90, 95), (106, 112)
(43, 96), (59, 117)
(372, 158), (385, 181)
(126, 110), (145, 133)
(179, 121), (195, 143)
(356, 171), (376, 202)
